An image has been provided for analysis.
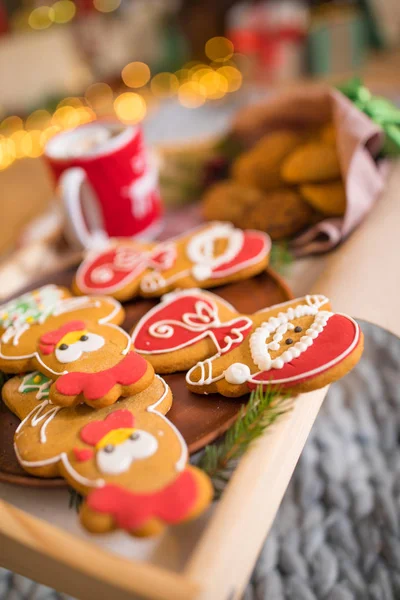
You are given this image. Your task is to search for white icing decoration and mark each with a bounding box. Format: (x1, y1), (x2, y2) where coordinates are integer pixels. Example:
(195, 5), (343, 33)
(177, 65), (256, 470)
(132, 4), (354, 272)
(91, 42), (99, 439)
(91, 266), (114, 284)
(186, 223), (244, 273)
(224, 363), (251, 385)
(96, 431), (158, 475)
(149, 375), (187, 472)
(18, 372), (51, 400)
(192, 264), (212, 281)
(132, 293), (252, 355)
(250, 307), (331, 372)
(55, 332), (105, 364)
(186, 356), (224, 386)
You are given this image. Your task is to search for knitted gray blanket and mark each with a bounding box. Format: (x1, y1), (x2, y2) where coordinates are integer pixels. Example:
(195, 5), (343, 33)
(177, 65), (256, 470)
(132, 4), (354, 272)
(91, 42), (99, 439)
(1, 320), (399, 600)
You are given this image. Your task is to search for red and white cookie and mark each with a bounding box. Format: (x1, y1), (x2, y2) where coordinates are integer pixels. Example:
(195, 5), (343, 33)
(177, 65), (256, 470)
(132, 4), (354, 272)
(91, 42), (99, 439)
(73, 223), (271, 301)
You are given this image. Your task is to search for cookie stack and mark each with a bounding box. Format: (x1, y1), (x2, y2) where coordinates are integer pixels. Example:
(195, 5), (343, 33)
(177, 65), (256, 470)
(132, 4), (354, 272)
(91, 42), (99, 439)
(202, 126), (346, 240)
(1, 222), (363, 538)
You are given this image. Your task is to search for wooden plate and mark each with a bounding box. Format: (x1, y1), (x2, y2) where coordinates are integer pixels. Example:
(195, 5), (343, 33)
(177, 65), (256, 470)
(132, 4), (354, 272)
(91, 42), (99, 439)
(0, 266), (292, 487)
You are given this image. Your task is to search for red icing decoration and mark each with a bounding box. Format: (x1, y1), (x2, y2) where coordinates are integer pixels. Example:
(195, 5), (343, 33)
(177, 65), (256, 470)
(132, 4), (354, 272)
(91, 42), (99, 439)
(211, 230), (270, 278)
(39, 320), (86, 355)
(249, 314), (360, 389)
(132, 293), (252, 354)
(86, 469), (198, 531)
(73, 448), (94, 462)
(55, 351), (148, 401)
(80, 410), (135, 446)
(78, 244), (176, 293)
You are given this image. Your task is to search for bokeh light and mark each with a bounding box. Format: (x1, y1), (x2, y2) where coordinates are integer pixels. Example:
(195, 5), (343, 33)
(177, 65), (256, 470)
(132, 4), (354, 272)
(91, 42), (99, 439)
(26, 110), (52, 131)
(0, 116), (23, 135)
(20, 131), (44, 158)
(150, 72), (179, 98)
(52, 106), (80, 129)
(93, 0), (121, 13)
(199, 70), (228, 100)
(114, 93), (146, 124)
(175, 68), (190, 83)
(217, 66), (243, 92)
(52, 0), (76, 24)
(85, 83), (114, 112)
(57, 97), (83, 109)
(205, 37), (234, 62)
(122, 62), (151, 89)
(40, 126), (62, 148)
(178, 81), (206, 109)
(28, 6), (55, 30)
(10, 131), (28, 159)
(0, 137), (16, 170)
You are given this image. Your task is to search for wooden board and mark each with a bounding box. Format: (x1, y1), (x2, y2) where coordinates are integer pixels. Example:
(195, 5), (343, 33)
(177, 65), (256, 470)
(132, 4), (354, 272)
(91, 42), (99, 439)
(0, 265), (292, 487)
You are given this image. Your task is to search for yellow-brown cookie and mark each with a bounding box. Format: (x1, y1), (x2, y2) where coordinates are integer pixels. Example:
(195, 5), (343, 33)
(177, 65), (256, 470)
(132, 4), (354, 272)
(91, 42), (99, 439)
(301, 181), (346, 217)
(244, 188), (315, 240)
(4, 373), (213, 537)
(0, 285), (155, 408)
(73, 223), (271, 300)
(232, 130), (303, 191)
(202, 180), (264, 225)
(281, 142), (341, 183)
(320, 122), (337, 146)
(183, 292), (364, 398)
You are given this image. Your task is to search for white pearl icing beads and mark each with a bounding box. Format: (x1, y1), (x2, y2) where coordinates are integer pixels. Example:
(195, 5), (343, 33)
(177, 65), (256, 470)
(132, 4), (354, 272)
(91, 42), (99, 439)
(224, 363), (251, 385)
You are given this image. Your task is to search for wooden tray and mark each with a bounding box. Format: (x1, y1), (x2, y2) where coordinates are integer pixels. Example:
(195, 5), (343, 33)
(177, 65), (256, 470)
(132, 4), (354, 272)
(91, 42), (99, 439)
(0, 265), (292, 487)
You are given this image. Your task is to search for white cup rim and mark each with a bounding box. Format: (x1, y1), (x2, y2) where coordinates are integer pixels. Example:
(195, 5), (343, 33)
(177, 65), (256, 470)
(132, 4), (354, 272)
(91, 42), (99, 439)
(45, 122), (138, 162)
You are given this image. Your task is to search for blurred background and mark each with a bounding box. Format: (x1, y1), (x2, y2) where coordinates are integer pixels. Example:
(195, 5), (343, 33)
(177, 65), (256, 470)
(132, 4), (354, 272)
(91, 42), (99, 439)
(1, 0), (400, 289)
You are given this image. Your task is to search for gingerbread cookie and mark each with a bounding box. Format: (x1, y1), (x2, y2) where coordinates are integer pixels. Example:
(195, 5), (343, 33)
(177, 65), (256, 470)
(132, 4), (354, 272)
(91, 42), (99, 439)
(281, 142), (341, 184)
(185, 293), (363, 396)
(131, 290), (253, 373)
(300, 181), (346, 217)
(0, 285), (154, 408)
(73, 223), (271, 300)
(3, 373), (212, 536)
(232, 130), (303, 191)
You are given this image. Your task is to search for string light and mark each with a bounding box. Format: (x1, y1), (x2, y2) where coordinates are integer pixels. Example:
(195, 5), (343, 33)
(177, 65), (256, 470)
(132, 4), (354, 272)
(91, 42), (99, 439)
(28, 6), (55, 30)
(205, 37), (234, 62)
(0, 35), (243, 171)
(150, 73), (179, 98)
(113, 93), (146, 124)
(178, 81), (206, 109)
(93, 0), (121, 13)
(122, 62), (151, 89)
(52, 0), (76, 24)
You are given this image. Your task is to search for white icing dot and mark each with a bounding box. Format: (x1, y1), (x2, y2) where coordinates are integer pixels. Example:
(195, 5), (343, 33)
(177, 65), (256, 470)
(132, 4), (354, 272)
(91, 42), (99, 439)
(224, 363), (251, 385)
(192, 264), (212, 281)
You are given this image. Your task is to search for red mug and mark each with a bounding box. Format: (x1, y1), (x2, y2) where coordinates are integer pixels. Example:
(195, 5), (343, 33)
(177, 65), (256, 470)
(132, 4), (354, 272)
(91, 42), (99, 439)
(45, 122), (163, 249)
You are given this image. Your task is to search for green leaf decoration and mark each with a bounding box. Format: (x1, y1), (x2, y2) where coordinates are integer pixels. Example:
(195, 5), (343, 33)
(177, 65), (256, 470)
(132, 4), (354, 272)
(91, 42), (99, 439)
(199, 385), (291, 498)
(68, 488), (83, 512)
(270, 242), (293, 275)
(337, 77), (400, 157)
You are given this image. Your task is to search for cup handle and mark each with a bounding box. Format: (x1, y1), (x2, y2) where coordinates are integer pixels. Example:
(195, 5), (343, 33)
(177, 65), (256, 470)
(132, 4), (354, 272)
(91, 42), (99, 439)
(60, 167), (109, 251)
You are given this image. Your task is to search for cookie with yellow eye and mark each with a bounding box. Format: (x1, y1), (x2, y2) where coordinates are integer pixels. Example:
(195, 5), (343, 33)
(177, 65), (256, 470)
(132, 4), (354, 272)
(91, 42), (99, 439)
(0, 285), (154, 408)
(3, 373), (212, 537)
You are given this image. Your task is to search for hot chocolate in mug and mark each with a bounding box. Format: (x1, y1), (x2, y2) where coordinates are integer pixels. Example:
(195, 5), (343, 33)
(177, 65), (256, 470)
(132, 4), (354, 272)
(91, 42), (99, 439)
(45, 122), (163, 249)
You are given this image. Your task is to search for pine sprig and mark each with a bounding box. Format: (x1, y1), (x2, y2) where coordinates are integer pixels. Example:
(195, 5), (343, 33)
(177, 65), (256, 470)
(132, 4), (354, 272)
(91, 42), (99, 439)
(269, 242), (293, 275)
(199, 386), (291, 497)
(68, 488), (83, 512)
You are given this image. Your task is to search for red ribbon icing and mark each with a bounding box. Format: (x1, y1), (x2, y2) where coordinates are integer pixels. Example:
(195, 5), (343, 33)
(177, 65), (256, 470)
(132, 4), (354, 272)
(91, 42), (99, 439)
(86, 469), (198, 531)
(80, 410), (135, 446)
(211, 230), (269, 277)
(39, 320), (86, 355)
(55, 351), (148, 401)
(133, 293), (252, 354)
